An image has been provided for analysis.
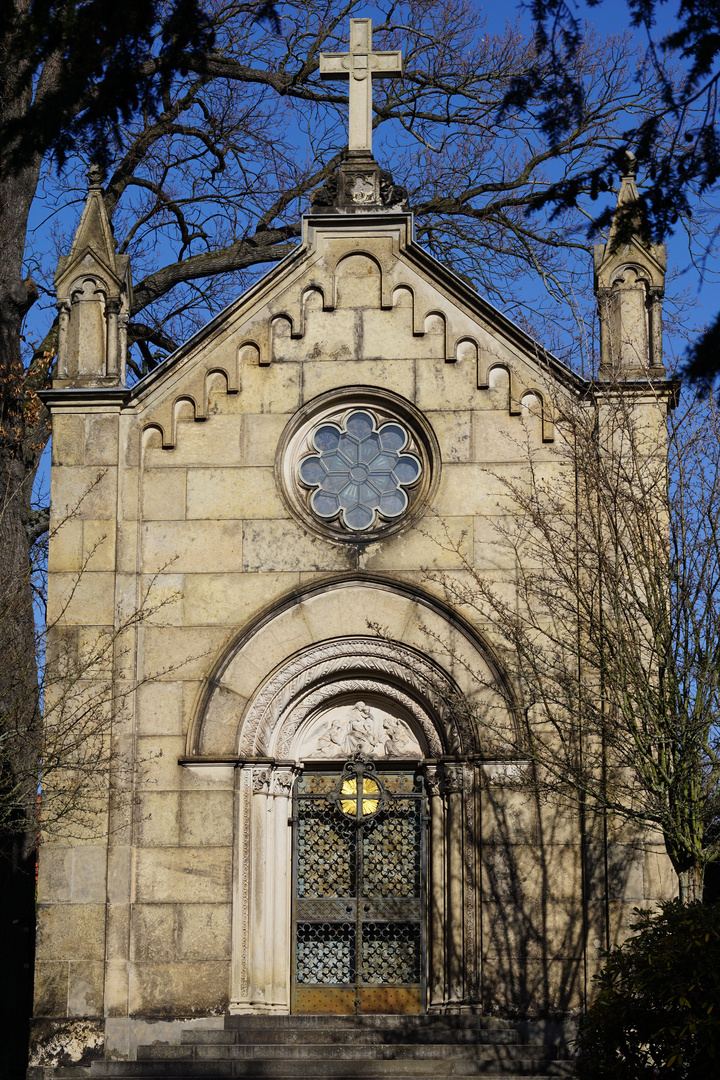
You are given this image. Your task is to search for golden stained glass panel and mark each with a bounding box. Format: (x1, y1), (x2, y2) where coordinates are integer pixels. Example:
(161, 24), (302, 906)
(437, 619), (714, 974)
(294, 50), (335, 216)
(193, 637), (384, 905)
(340, 776), (380, 816)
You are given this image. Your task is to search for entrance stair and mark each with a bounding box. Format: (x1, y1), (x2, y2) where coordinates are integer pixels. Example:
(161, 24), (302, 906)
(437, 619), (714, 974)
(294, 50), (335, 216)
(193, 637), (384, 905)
(46, 1015), (575, 1079)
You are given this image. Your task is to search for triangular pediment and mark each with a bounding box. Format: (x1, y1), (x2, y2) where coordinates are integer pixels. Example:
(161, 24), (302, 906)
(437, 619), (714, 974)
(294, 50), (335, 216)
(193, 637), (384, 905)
(131, 213), (582, 448)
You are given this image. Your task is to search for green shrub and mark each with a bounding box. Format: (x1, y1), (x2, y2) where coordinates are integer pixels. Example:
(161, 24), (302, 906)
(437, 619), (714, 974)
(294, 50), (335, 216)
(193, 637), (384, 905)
(576, 900), (720, 1079)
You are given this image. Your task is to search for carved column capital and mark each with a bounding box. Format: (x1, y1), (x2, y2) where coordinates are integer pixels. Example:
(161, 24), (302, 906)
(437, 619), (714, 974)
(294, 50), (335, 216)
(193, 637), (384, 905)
(252, 768), (272, 795)
(440, 763), (465, 796)
(424, 767), (443, 798)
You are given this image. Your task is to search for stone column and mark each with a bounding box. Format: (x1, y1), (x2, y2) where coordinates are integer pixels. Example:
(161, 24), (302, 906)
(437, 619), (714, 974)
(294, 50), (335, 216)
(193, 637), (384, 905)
(55, 300), (71, 380)
(444, 764), (466, 1009)
(118, 312), (129, 387)
(230, 766), (254, 1012)
(428, 763), (481, 1014)
(648, 286), (664, 370)
(105, 298), (121, 379)
(270, 767), (296, 1011)
(231, 764), (298, 1013)
(596, 287), (611, 375)
(425, 767), (446, 1011)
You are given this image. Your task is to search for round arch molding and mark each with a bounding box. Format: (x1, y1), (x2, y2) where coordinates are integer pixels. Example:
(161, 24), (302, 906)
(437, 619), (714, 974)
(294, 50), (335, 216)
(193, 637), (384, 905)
(186, 576), (514, 762)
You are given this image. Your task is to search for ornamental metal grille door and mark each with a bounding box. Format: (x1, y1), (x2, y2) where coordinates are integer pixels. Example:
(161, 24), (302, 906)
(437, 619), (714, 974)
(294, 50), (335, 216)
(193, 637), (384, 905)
(291, 758), (426, 1014)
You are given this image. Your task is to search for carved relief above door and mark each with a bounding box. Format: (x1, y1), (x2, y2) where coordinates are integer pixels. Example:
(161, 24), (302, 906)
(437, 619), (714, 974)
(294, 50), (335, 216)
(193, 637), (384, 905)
(297, 698), (423, 760)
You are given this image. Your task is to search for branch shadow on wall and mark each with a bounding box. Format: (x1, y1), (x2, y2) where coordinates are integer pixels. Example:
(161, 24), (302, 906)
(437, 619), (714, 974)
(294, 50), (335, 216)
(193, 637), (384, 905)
(477, 773), (641, 1052)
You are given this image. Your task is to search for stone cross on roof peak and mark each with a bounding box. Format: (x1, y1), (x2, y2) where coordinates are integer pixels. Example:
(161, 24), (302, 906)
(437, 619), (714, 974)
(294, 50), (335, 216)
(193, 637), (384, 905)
(320, 18), (402, 155)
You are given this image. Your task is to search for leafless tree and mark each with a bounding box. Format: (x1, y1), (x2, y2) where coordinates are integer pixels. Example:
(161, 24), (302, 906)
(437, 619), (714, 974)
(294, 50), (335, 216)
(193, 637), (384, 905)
(426, 383), (720, 903)
(0, 0), (698, 856)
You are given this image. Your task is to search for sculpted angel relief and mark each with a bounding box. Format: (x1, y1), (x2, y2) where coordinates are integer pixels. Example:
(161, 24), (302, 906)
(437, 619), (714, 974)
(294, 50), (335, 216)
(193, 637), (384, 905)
(299, 700), (422, 759)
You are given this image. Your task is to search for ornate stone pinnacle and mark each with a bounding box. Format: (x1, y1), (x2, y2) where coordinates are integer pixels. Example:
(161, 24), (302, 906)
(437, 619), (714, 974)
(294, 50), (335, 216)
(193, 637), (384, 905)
(87, 163), (105, 189)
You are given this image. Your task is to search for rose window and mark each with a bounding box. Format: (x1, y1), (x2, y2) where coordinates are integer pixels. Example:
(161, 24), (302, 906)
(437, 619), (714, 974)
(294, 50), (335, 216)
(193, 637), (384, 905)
(297, 410), (422, 532)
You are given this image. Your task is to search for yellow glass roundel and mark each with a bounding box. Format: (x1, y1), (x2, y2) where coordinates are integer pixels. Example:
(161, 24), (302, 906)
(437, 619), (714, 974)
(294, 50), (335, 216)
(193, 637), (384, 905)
(340, 777), (380, 816)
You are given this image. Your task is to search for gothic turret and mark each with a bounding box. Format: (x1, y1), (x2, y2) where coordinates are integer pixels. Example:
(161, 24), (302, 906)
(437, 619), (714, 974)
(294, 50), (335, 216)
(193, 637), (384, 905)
(594, 153), (666, 379)
(53, 166), (132, 387)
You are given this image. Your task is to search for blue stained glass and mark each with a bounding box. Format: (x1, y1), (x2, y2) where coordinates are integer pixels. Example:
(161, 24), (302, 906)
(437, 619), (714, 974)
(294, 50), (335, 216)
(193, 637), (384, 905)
(323, 473), (349, 494)
(380, 491), (407, 516)
(369, 452), (397, 472)
(345, 504), (374, 530)
(359, 433), (381, 463)
(299, 458), (326, 485)
(338, 432), (360, 462)
(323, 452), (351, 473)
(298, 410), (423, 531)
(378, 423), (407, 452)
(314, 425), (341, 452)
(373, 472), (396, 494)
(393, 456), (421, 484)
(312, 491), (339, 517)
(345, 411), (374, 439)
(339, 482), (361, 507)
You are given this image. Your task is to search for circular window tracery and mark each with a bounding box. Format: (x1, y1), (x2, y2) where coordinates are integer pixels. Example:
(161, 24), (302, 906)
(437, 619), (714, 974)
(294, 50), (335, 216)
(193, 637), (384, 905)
(298, 410), (422, 532)
(277, 388), (440, 544)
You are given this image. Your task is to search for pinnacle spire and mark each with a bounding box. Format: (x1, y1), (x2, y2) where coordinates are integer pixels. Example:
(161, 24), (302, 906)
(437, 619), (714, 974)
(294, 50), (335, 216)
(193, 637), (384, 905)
(593, 153), (666, 379)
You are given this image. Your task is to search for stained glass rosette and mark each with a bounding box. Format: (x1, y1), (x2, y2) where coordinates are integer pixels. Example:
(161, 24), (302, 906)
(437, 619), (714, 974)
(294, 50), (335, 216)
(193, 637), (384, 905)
(297, 410), (422, 532)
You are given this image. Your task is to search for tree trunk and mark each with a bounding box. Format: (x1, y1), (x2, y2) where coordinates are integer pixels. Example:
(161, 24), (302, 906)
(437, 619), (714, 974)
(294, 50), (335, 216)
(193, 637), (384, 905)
(0, 131), (47, 1080)
(678, 863), (705, 904)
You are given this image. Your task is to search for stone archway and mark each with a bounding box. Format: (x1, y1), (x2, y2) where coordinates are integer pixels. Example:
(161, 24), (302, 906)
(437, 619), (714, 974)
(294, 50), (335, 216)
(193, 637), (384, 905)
(182, 578), (515, 1016)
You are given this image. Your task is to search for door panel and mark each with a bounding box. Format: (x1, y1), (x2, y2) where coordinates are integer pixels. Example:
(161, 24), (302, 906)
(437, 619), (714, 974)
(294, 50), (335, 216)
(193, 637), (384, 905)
(292, 761), (426, 1014)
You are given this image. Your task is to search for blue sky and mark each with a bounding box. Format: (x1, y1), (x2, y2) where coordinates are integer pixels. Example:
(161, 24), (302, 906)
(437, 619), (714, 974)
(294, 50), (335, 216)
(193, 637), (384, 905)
(30, 0), (720, 510)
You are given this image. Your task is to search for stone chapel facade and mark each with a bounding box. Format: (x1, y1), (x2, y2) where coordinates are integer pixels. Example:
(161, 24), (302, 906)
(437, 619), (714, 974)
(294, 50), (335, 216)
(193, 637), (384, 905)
(31, 46), (676, 1069)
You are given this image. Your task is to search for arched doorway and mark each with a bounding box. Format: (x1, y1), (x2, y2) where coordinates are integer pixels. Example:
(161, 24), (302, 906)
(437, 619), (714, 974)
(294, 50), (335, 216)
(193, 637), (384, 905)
(184, 579), (516, 1016)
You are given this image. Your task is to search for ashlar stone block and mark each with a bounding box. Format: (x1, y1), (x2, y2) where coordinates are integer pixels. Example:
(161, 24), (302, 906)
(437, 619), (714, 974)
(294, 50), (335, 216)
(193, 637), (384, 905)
(51, 466), (117, 521)
(183, 571), (299, 628)
(177, 904), (231, 961)
(48, 518), (83, 573)
(426, 410), (472, 462)
(141, 520), (242, 574)
(359, 514), (472, 572)
(416, 355), (481, 412)
(36, 905), (106, 962)
(134, 848), (232, 904)
(136, 791), (181, 847)
(136, 682), (184, 737)
(178, 790), (233, 847)
(235, 363), (301, 415)
(243, 413), (290, 466)
(131, 905), (177, 962)
(84, 415), (119, 465)
(33, 961), (69, 1015)
(302, 357), (416, 403)
(241, 519), (353, 573)
(186, 467), (284, 520)
(67, 961), (104, 1017)
(141, 469), (187, 520)
(52, 414), (85, 466)
(139, 627), (233, 681)
(128, 961), (229, 1015)
(46, 572), (116, 626)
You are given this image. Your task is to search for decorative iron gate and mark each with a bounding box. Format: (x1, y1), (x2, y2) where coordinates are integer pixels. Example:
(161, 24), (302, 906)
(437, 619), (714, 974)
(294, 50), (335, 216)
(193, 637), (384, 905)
(291, 757), (426, 1014)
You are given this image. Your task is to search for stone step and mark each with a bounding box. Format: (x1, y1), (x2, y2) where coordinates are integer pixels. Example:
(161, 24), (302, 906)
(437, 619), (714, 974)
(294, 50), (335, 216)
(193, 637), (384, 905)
(183, 1028), (518, 1046)
(89, 1059), (573, 1078)
(90, 1071), (561, 1080)
(140, 1043), (552, 1062)
(223, 1015), (501, 1031)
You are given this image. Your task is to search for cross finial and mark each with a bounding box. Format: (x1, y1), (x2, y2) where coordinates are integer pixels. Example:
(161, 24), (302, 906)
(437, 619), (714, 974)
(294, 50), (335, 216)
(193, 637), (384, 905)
(320, 18), (403, 155)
